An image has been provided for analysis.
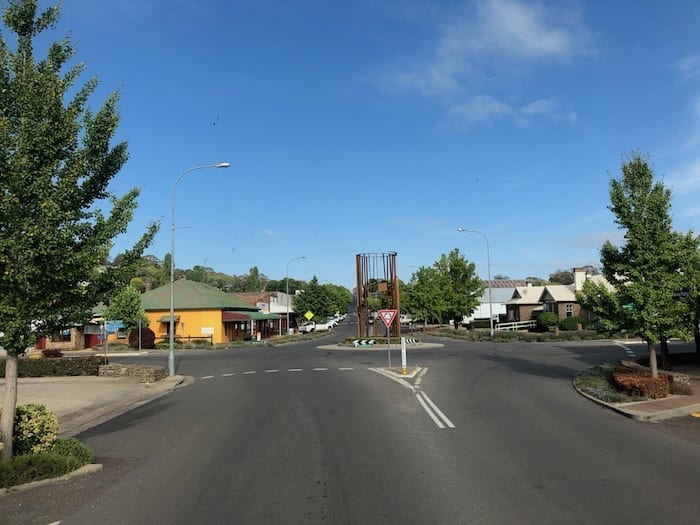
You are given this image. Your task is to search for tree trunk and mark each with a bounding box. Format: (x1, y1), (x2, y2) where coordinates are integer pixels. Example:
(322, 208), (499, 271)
(659, 335), (669, 371)
(647, 340), (658, 378)
(0, 355), (18, 463)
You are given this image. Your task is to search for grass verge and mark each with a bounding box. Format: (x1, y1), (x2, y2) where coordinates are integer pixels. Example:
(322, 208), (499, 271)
(573, 363), (646, 404)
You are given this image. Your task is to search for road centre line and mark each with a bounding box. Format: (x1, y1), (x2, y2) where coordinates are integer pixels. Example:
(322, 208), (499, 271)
(418, 392), (456, 429)
(200, 375), (214, 380)
(313, 368), (328, 371)
(242, 371), (256, 375)
(288, 368), (303, 372)
(339, 367), (354, 371)
(416, 392), (445, 429)
(221, 373), (235, 377)
(265, 369), (280, 373)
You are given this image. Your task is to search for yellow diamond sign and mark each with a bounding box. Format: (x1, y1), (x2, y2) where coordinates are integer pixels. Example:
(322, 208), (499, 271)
(304, 311), (314, 321)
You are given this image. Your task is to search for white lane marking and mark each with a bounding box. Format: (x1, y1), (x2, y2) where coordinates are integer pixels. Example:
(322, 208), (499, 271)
(614, 341), (637, 357)
(201, 375), (214, 380)
(313, 368), (328, 371)
(368, 367), (454, 430)
(242, 371), (256, 375)
(288, 368), (303, 372)
(265, 369), (280, 373)
(419, 392), (456, 429)
(339, 367), (354, 371)
(416, 392), (445, 429)
(222, 373), (235, 377)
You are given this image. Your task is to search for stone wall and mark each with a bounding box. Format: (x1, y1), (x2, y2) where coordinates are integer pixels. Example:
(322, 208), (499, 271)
(99, 363), (167, 383)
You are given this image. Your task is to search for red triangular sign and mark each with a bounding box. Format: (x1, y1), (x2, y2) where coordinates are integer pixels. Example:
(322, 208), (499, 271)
(378, 309), (398, 328)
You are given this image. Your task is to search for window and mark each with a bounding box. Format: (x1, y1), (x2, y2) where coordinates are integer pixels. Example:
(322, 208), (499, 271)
(51, 329), (72, 343)
(565, 304), (574, 317)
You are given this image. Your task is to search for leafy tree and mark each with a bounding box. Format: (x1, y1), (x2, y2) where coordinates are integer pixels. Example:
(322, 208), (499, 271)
(526, 276), (548, 286)
(493, 274), (510, 280)
(322, 283), (352, 314)
(433, 249), (483, 327)
(549, 269), (574, 285)
(244, 266), (263, 292)
(0, 1), (158, 461)
(579, 153), (696, 377)
(129, 277), (146, 293)
(103, 285), (148, 330)
(402, 266), (444, 325)
(292, 276), (334, 320)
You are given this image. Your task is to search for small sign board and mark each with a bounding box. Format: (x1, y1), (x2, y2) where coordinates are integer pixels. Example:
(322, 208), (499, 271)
(105, 320), (125, 334)
(378, 309), (398, 328)
(304, 311), (314, 321)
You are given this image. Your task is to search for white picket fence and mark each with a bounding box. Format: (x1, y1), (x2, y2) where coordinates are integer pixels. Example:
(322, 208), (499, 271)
(495, 320), (537, 331)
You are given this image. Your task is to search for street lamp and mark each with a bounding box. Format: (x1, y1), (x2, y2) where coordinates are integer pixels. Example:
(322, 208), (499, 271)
(457, 227), (494, 337)
(285, 256), (307, 335)
(169, 162), (230, 376)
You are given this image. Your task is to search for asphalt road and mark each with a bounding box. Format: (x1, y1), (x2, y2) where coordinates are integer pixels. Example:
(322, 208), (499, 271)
(3, 326), (699, 524)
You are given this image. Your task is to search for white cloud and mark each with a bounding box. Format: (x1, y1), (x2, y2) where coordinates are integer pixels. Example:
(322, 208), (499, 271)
(448, 95), (513, 124)
(448, 95), (577, 127)
(262, 229), (276, 237)
(666, 157), (700, 194)
(376, 0), (590, 126)
(675, 53), (700, 80)
(521, 98), (577, 123)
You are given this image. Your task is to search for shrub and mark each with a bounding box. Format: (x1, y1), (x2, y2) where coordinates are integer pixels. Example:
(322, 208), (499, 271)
(612, 364), (670, 399)
(558, 316), (587, 331)
(128, 326), (156, 349)
(536, 312), (559, 332)
(12, 404), (59, 456)
(41, 348), (64, 358)
(0, 453), (81, 488)
(0, 355), (102, 377)
(51, 437), (93, 465)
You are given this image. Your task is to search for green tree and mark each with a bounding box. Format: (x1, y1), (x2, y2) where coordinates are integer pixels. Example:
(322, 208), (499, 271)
(549, 269), (574, 285)
(293, 276), (334, 320)
(129, 277), (146, 293)
(244, 266), (263, 292)
(103, 285), (148, 331)
(579, 153), (696, 377)
(0, 1), (158, 461)
(322, 283), (352, 314)
(402, 266), (444, 325)
(433, 249), (483, 326)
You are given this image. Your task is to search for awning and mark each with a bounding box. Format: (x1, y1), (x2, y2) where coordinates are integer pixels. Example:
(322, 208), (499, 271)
(222, 311), (281, 322)
(157, 314), (181, 323)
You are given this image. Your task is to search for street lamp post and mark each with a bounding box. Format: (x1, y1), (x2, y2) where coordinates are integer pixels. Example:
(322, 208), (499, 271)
(285, 256), (307, 335)
(169, 162), (230, 376)
(457, 228), (494, 337)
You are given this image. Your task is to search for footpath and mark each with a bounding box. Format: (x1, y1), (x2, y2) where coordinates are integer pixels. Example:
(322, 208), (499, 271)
(0, 373), (189, 437)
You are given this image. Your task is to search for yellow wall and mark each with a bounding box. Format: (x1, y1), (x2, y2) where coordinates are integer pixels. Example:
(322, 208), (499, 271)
(146, 309), (226, 344)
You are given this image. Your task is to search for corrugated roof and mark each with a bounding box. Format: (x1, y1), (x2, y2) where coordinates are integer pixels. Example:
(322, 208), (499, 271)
(485, 279), (529, 288)
(141, 279), (259, 311)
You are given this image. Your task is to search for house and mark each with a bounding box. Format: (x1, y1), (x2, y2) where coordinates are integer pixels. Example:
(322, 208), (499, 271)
(504, 268), (612, 324)
(464, 279), (528, 323)
(232, 291), (297, 333)
(141, 279), (281, 343)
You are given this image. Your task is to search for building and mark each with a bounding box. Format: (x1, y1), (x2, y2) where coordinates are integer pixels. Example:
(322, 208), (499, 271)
(141, 279), (281, 343)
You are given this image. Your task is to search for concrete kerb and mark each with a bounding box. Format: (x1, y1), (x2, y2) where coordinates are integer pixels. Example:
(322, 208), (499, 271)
(572, 381), (700, 422)
(57, 374), (190, 437)
(0, 464), (104, 496)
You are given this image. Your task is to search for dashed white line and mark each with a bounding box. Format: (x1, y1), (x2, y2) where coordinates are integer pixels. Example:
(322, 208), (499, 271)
(222, 373), (235, 377)
(288, 368), (303, 372)
(242, 371), (256, 375)
(200, 375), (214, 380)
(313, 368), (328, 371)
(265, 369), (280, 373)
(339, 367), (354, 371)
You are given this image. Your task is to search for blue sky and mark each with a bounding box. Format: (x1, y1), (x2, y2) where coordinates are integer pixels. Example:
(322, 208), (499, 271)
(39, 0), (700, 289)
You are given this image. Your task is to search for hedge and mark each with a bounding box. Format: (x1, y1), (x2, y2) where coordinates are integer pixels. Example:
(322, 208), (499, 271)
(0, 356), (102, 378)
(612, 364), (670, 399)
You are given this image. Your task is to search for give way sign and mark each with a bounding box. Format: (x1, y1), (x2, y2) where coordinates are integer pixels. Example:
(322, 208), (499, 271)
(378, 309), (398, 328)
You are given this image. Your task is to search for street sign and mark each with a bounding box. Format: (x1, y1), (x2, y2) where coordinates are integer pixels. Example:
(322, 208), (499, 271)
(304, 311), (314, 321)
(105, 320), (125, 334)
(378, 309), (397, 328)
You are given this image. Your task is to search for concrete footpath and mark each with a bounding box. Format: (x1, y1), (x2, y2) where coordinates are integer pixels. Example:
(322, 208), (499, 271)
(0, 374), (190, 437)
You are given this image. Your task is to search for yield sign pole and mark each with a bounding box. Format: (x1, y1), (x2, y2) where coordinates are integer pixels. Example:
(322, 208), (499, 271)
(378, 309), (398, 369)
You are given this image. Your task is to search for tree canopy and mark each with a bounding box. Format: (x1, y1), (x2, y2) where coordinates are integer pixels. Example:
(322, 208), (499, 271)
(0, 0), (157, 461)
(579, 153), (698, 376)
(403, 249), (483, 326)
